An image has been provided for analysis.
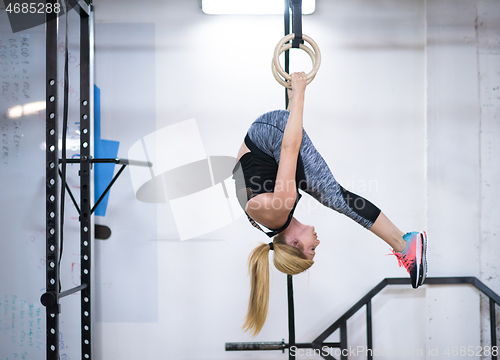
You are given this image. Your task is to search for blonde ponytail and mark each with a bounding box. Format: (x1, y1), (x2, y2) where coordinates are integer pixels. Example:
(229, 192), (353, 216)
(243, 233), (314, 336)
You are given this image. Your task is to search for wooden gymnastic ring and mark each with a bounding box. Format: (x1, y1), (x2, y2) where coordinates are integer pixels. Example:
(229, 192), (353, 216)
(272, 33), (321, 88)
(272, 41), (318, 88)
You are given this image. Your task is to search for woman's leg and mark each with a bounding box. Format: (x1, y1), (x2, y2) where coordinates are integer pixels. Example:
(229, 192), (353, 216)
(369, 212), (406, 252)
(290, 126), (426, 288)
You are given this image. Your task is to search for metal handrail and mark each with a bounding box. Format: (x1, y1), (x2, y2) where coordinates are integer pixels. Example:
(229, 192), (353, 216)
(315, 277), (499, 360)
(225, 277), (499, 360)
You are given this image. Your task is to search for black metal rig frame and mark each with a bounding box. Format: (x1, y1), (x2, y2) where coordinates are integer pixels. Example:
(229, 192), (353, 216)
(226, 277), (500, 360)
(43, 1), (93, 359)
(41, 2), (151, 359)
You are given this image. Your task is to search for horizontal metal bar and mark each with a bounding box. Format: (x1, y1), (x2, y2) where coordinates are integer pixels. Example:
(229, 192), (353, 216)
(124, 159), (153, 167)
(59, 284), (88, 299)
(61, 158), (152, 167)
(226, 342), (284, 351)
(225, 342), (340, 351)
(403, 277), (500, 305)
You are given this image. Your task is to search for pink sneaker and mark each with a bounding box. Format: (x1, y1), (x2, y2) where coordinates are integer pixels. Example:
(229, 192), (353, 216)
(389, 231), (427, 288)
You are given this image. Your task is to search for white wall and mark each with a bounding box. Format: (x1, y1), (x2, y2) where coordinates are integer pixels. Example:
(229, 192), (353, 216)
(426, 0), (482, 353)
(88, 0), (499, 359)
(477, 0), (500, 349)
(426, 0), (500, 356)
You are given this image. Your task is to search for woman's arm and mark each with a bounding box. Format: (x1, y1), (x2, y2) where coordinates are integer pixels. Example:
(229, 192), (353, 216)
(283, 73), (306, 151)
(271, 73), (307, 216)
(246, 73), (307, 229)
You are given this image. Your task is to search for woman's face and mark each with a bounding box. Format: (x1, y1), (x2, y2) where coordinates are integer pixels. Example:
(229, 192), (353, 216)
(285, 221), (320, 260)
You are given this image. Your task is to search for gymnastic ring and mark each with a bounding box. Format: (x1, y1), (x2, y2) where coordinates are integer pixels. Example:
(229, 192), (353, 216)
(272, 33), (321, 88)
(276, 34), (321, 84)
(272, 41), (317, 88)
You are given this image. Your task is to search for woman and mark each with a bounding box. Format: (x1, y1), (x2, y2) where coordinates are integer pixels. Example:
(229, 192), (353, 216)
(232, 72), (427, 336)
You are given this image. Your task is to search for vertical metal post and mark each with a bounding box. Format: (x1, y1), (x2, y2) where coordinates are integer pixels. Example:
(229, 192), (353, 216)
(285, 3), (296, 360)
(45, 3), (60, 360)
(366, 301), (373, 360)
(490, 298), (497, 360)
(284, 0), (290, 109)
(340, 322), (347, 360)
(80, 5), (92, 360)
(287, 275), (296, 360)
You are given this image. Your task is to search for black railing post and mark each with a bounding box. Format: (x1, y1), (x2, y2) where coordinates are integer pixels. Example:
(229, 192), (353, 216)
(340, 321), (347, 360)
(367, 300), (373, 360)
(490, 298), (497, 360)
(287, 275), (296, 360)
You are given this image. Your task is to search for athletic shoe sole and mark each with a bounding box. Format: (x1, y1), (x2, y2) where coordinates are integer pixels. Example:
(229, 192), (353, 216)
(413, 232), (421, 289)
(417, 231), (427, 287)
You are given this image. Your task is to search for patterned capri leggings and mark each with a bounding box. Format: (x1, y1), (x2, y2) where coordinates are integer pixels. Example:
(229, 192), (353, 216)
(247, 110), (381, 229)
